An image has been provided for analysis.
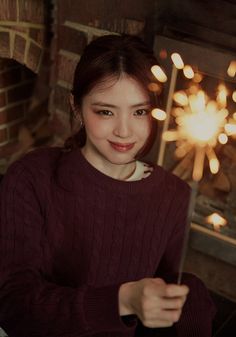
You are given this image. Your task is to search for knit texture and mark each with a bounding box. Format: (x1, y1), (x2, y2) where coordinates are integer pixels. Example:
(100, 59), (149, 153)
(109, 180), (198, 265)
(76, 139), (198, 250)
(0, 147), (215, 337)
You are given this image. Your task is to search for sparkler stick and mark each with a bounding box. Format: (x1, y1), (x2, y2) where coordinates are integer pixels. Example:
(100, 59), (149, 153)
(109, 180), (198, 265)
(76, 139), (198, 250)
(157, 64), (178, 166)
(177, 179), (198, 284)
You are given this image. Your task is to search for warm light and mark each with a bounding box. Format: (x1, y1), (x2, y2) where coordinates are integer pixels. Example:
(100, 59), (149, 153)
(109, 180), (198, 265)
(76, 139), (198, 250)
(218, 133), (228, 144)
(173, 91), (188, 106)
(159, 49), (167, 59)
(206, 147), (220, 174)
(227, 61), (236, 77)
(172, 107), (185, 117)
(192, 146), (205, 181)
(151, 65), (167, 83)
(171, 53), (184, 69)
(232, 91), (236, 102)
(193, 72), (203, 83)
(206, 212), (227, 231)
(183, 65), (194, 79)
(233, 112), (236, 120)
(225, 123), (236, 135)
(148, 82), (162, 93)
(162, 130), (179, 141)
(217, 84), (227, 108)
(151, 108), (166, 121)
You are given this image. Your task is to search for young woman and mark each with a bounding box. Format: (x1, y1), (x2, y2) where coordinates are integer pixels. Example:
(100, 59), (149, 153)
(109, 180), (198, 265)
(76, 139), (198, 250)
(0, 34), (215, 337)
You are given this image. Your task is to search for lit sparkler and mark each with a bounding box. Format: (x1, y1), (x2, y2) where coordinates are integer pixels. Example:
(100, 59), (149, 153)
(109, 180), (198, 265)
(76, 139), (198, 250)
(151, 52), (236, 284)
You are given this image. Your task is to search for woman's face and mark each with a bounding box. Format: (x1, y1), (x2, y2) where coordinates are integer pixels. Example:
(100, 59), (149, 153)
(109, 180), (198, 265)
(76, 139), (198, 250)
(80, 74), (152, 171)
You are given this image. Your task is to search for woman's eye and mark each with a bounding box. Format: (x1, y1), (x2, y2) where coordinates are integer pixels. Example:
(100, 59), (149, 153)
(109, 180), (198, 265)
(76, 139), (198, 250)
(134, 109), (150, 116)
(97, 110), (113, 116)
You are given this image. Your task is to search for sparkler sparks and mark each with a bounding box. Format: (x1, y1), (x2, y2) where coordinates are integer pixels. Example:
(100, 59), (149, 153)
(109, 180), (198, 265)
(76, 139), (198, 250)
(151, 55), (236, 181)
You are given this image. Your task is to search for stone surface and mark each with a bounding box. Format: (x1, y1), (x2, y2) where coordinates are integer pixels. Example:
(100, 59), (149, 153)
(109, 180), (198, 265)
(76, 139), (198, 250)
(184, 246), (236, 302)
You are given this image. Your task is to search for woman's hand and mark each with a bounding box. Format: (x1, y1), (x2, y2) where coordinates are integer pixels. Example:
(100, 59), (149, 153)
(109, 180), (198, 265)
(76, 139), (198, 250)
(119, 278), (189, 328)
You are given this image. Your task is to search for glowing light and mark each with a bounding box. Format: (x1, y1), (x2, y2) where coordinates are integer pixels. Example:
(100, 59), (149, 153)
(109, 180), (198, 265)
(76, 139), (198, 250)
(173, 91), (188, 106)
(151, 108), (166, 121)
(183, 65), (194, 79)
(206, 147), (219, 174)
(225, 123), (236, 135)
(193, 72), (203, 83)
(232, 91), (236, 102)
(148, 82), (162, 93)
(233, 112), (236, 120)
(227, 61), (236, 77)
(217, 84), (228, 108)
(206, 213), (227, 231)
(218, 133), (228, 144)
(159, 49), (167, 59)
(171, 53), (184, 69)
(155, 88), (230, 181)
(151, 65), (167, 83)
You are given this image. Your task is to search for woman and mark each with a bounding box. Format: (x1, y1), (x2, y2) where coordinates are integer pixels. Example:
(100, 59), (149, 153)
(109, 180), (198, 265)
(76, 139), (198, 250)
(0, 34), (215, 337)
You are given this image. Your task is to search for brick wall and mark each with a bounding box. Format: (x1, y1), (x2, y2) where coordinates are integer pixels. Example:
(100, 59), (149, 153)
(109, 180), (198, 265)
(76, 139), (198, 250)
(0, 0), (50, 171)
(0, 0), (46, 72)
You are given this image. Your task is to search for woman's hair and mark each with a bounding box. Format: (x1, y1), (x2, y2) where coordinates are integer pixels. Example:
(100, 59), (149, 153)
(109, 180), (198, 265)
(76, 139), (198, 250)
(65, 34), (162, 158)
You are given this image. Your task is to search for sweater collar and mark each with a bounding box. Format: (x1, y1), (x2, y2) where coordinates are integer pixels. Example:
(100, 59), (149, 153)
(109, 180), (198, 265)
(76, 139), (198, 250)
(56, 147), (163, 195)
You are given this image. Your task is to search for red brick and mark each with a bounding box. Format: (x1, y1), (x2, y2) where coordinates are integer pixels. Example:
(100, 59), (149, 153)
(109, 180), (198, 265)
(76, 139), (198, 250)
(13, 34), (26, 65)
(26, 42), (42, 72)
(29, 28), (44, 45)
(0, 92), (6, 108)
(0, 0), (17, 20)
(0, 141), (20, 158)
(18, 0), (44, 24)
(58, 26), (87, 55)
(0, 31), (10, 58)
(9, 121), (23, 139)
(0, 128), (7, 143)
(0, 104), (24, 125)
(54, 85), (70, 113)
(58, 55), (77, 84)
(0, 67), (22, 89)
(7, 81), (35, 103)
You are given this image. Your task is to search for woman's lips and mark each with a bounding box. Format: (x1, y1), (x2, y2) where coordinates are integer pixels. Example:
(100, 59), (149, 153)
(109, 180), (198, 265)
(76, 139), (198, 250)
(109, 141), (135, 152)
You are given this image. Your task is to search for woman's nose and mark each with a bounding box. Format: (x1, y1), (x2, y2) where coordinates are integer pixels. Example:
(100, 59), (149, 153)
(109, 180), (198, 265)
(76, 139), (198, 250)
(113, 117), (131, 138)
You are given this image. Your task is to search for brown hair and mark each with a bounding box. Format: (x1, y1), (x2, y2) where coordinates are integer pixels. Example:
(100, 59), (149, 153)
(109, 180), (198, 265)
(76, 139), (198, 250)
(65, 34), (162, 158)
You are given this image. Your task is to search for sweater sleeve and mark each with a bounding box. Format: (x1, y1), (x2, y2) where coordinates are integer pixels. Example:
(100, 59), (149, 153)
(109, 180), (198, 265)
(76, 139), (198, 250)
(0, 161), (136, 337)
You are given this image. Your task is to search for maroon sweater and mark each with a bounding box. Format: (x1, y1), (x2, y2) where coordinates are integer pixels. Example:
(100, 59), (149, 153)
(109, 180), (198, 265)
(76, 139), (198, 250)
(0, 147), (215, 337)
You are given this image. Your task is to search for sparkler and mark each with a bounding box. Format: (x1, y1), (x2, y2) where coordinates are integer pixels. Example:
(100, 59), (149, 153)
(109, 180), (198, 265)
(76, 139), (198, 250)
(151, 52), (236, 284)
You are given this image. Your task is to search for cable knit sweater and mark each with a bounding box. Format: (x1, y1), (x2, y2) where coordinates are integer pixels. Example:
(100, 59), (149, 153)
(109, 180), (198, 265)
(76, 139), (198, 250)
(0, 147), (215, 337)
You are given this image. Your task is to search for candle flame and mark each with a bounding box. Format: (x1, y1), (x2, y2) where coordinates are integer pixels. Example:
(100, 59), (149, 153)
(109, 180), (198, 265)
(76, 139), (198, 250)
(151, 65), (167, 83)
(171, 53), (184, 69)
(206, 213), (227, 231)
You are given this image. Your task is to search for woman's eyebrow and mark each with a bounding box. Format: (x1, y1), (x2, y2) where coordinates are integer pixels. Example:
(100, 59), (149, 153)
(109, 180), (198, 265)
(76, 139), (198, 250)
(91, 101), (151, 108)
